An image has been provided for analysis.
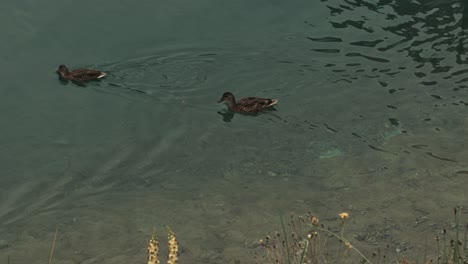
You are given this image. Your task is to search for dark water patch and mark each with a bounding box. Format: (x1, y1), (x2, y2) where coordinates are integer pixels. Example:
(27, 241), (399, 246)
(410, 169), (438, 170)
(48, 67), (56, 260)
(451, 69), (468, 76)
(323, 123), (339, 133)
(388, 89), (396, 94)
(378, 81), (388, 87)
(368, 144), (397, 155)
(332, 69), (346, 72)
(430, 94), (442, 100)
(425, 152), (457, 163)
(424, 118), (431, 121)
(307, 36), (342, 42)
(346, 63), (361, 66)
(387, 105), (397, 109)
(197, 53), (217, 57)
(388, 118), (399, 127)
(431, 66), (451, 73)
(325, 64), (336, 67)
(277, 60), (295, 64)
(345, 53), (390, 63)
(377, 39), (410, 52)
(420, 81), (437, 86)
(455, 77), (468, 83)
(311, 48), (341, 53)
(326, 5), (344, 15)
(331, 78), (352, 83)
(385, 71), (400, 76)
(411, 144), (427, 149)
(364, 74), (380, 79)
(414, 72), (427, 78)
(415, 64), (424, 69)
(330, 20), (374, 33)
(349, 39), (383, 47)
(351, 132), (362, 138)
(411, 35), (444, 48)
(455, 170), (468, 174)
(304, 121), (318, 129)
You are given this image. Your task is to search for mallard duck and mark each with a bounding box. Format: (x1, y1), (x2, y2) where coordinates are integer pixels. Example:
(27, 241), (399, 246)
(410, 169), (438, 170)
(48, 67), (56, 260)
(217, 92), (278, 113)
(56, 64), (106, 81)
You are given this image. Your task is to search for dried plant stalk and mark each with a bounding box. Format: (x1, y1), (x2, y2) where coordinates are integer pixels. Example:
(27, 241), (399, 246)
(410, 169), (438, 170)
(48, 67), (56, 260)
(167, 227), (179, 264)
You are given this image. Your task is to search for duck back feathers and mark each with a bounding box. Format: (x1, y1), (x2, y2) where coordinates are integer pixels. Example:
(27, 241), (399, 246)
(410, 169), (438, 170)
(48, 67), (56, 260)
(56, 64), (106, 81)
(218, 92), (278, 113)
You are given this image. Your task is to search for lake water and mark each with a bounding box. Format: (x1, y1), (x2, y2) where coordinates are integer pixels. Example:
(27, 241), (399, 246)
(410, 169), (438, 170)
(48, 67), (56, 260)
(1, 0), (467, 263)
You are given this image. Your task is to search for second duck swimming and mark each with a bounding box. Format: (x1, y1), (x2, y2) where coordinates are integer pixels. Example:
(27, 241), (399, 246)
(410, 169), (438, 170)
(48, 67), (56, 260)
(217, 92), (278, 113)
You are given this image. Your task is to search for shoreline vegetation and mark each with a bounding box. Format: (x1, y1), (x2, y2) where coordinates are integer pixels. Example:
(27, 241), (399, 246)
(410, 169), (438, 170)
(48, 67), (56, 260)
(7, 207), (465, 264)
(256, 207), (467, 264)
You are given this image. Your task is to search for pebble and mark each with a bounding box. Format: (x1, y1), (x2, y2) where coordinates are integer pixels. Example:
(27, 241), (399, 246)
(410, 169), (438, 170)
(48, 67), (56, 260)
(267, 171), (277, 177)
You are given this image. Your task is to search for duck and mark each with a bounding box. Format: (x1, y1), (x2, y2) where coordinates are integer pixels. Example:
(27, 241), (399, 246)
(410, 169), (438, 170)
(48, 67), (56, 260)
(56, 64), (106, 81)
(217, 92), (278, 113)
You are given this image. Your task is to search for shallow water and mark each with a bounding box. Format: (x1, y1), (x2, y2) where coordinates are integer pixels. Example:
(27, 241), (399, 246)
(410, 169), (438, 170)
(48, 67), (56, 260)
(1, 0), (467, 263)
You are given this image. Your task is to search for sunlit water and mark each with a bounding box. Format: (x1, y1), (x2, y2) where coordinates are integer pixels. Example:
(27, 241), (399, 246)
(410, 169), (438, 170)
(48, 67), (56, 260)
(1, 0), (467, 263)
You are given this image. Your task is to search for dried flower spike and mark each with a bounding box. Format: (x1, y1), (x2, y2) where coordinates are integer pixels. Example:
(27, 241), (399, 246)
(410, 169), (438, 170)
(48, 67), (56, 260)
(167, 226), (179, 264)
(147, 229), (160, 264)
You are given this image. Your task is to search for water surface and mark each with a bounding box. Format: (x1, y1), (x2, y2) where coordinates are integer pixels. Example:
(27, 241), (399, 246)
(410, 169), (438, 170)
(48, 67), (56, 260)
(1, 0), (467, 263)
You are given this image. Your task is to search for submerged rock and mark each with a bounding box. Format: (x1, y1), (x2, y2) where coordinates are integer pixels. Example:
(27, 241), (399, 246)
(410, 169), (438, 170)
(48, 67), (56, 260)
(318, 147), (344, 159)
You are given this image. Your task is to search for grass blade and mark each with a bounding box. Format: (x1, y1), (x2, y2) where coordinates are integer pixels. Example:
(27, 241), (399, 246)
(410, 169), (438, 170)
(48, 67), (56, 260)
(280, 215), (292, 264)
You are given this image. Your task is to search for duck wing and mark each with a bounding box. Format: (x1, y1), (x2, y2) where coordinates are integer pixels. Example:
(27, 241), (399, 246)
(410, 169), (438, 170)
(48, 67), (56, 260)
(70, 68), (106, 81)
(236, 97), (278, 112)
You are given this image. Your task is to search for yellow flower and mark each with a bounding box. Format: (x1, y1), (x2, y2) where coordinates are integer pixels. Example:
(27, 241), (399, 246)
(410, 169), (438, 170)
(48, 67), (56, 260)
(311, 216), (319, 225)
(339, 212), (349, 219)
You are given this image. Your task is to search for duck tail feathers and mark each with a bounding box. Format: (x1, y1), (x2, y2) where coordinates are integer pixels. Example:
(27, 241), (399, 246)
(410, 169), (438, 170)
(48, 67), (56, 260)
(269, 99), (278, 106)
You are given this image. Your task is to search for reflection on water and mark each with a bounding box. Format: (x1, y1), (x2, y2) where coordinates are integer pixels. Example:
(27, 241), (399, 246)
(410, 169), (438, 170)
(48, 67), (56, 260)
(0, 0), (467, 263)
(318, 0), (468, 79)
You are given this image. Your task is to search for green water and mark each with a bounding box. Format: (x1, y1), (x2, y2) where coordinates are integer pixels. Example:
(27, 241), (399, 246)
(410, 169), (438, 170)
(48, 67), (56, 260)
(1, 0), (467, 263)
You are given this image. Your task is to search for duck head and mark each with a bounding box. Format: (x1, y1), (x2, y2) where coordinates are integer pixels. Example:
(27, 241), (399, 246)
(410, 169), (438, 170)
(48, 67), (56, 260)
(217, 92), (235, 103)
(56, 64), (69, 77)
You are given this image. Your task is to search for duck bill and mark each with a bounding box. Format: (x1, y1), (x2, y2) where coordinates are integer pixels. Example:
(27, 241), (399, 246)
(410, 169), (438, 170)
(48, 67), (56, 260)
(217, 99), (224, 103)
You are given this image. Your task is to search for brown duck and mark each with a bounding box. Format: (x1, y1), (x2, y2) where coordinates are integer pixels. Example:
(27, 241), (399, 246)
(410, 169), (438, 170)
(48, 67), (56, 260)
(217, 92), (278, 113)
(56, 64), (106, 81)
